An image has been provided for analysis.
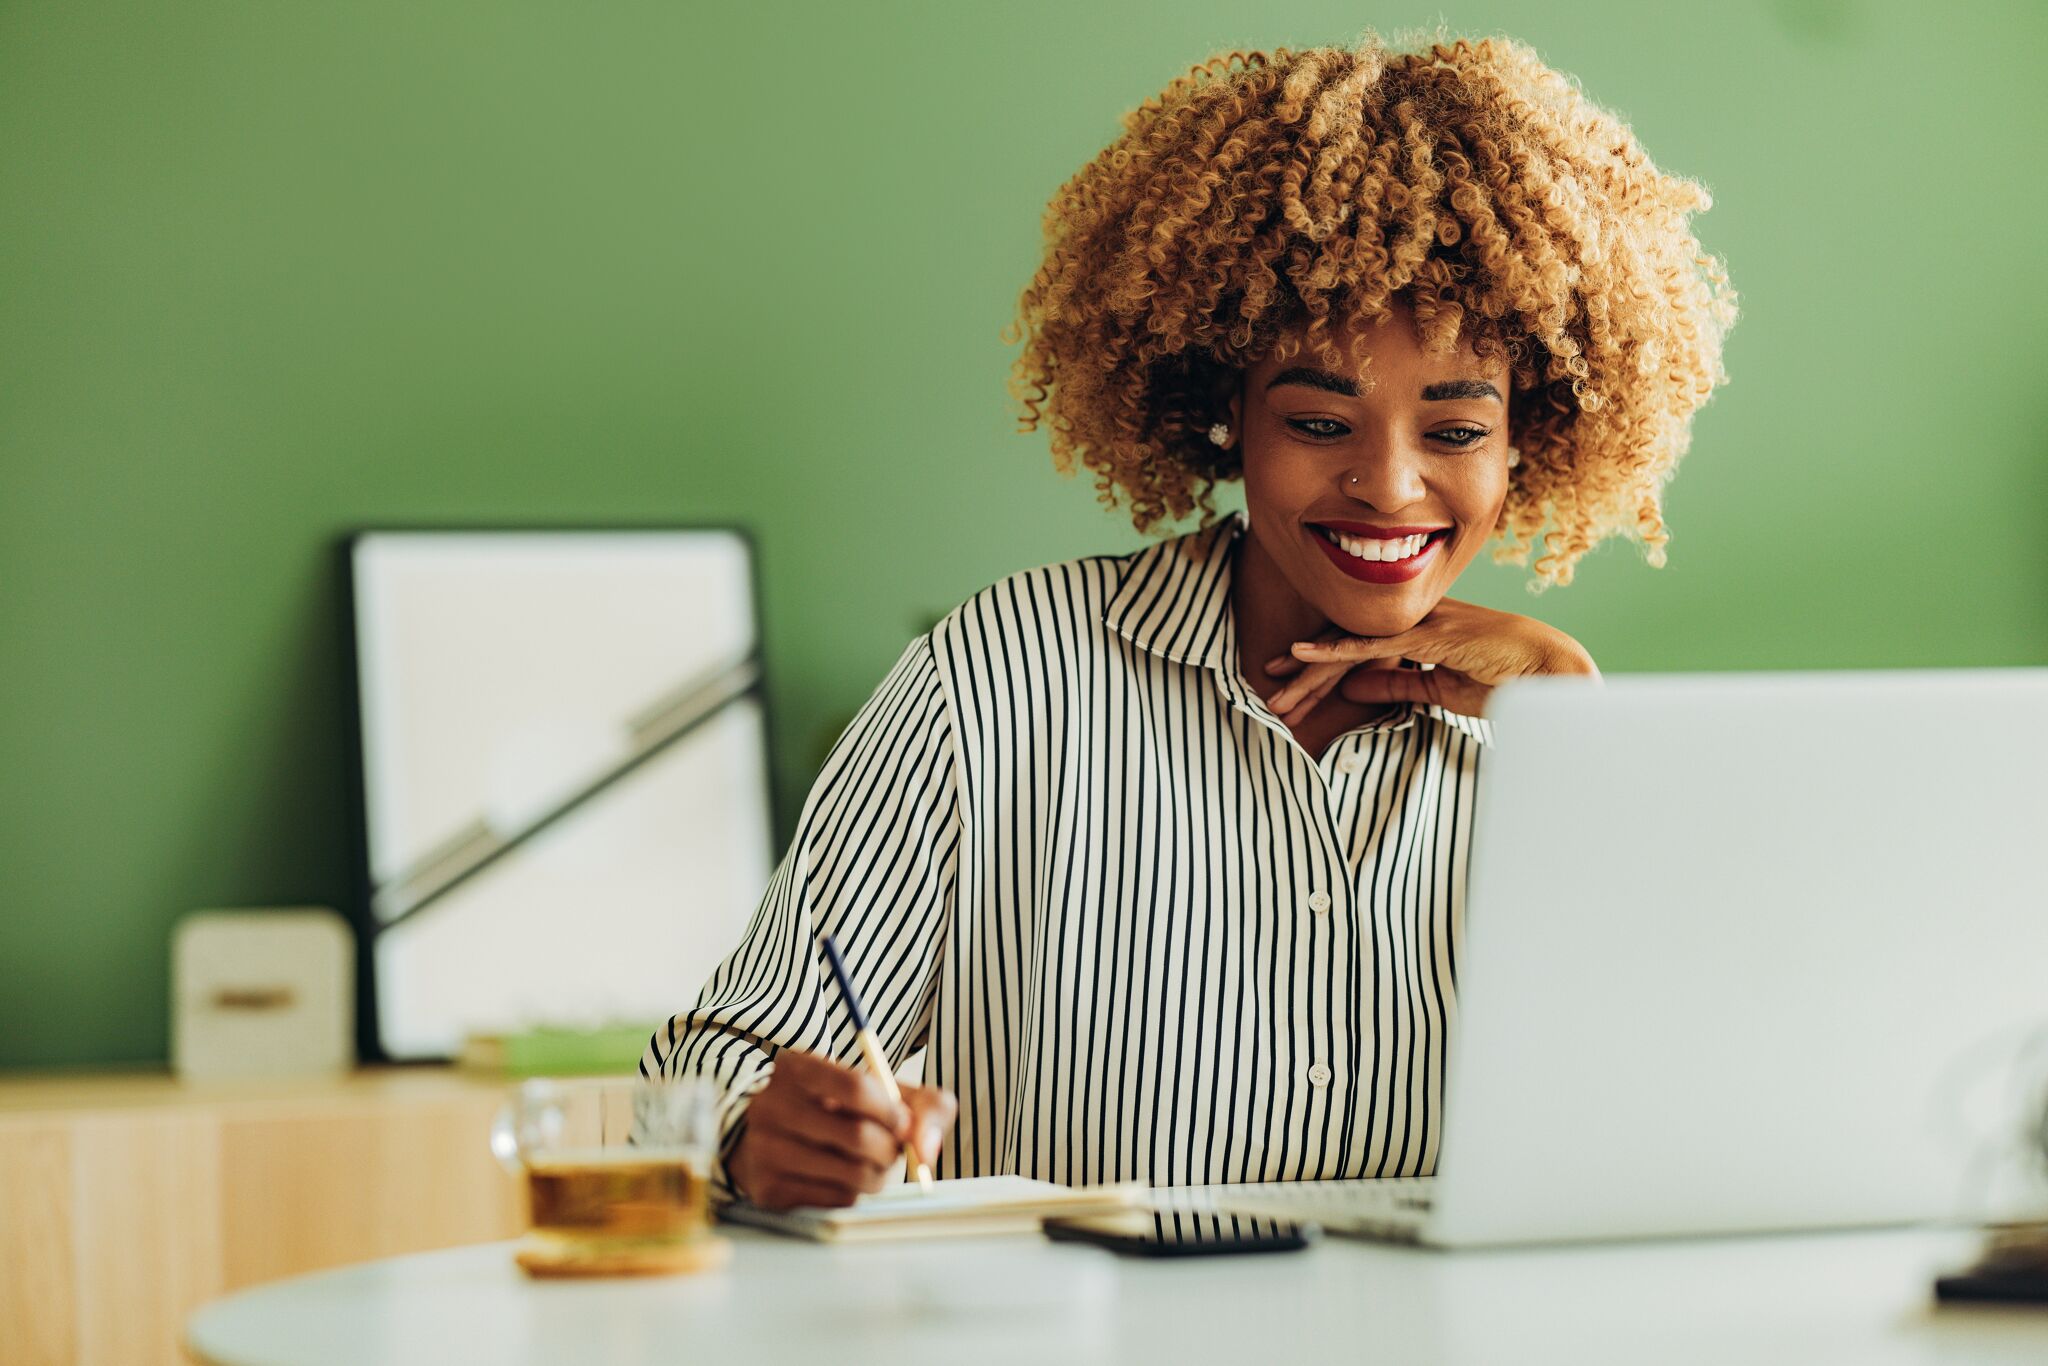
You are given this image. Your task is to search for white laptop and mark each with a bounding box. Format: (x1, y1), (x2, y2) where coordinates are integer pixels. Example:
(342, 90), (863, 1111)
(1195, 668), (2048, 1247)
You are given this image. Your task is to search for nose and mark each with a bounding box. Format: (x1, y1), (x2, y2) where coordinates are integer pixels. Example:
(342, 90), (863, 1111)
(1341, 445), (1429, 513)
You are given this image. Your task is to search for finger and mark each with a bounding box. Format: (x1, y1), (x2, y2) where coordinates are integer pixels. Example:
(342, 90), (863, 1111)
(747, 1126), (887, 1193)
(901, 1085), (959, 1166)
(726, 1130), (766, 1203)
(754, 1072), (900, 1157)
(756, 1102), (901, 1170)
(756, 1169), (865, 1212)
(1339, 667), (1491, 717)
(1277, 655), (1359, 724)
(1280, 669), (1346, 727)
(777, 1051), (910, 1135)
(1269, 660), (1348, 715)
(1334, 670), (1432, 706)
(1292, 633), (1419, 665)
(1269, 622), (1361, 682)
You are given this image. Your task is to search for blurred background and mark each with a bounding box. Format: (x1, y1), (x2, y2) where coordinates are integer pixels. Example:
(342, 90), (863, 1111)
(3, 0), (2045, 1073)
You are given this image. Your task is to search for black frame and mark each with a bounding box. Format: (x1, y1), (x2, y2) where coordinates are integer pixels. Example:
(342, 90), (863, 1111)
(334, 520), (784, 1065)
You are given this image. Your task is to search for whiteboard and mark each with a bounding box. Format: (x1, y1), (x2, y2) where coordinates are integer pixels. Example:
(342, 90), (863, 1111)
(346, 528), (775, 1061)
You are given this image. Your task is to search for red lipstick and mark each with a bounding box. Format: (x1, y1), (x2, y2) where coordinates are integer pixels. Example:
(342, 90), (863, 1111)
(1306, 523), (1451, 585)
(1308, 520), (1451, 538)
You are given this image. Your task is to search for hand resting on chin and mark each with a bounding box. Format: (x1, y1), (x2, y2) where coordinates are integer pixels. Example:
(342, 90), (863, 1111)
(1261, 596), (1600, 725)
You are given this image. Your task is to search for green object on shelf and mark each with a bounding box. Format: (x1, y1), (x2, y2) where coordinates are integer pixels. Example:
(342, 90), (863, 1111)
(501, 1024), (657, 1078)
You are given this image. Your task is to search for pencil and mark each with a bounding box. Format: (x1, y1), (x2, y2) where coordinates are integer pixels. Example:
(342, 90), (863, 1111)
(819, 934), (936, 1193)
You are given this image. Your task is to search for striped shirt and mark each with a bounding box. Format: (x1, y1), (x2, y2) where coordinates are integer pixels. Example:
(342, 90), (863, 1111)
(640, 508), (1493, 1197)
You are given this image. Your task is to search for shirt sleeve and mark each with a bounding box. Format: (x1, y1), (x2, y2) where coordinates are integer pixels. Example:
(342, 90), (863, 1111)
(637, 630), (964, 1201)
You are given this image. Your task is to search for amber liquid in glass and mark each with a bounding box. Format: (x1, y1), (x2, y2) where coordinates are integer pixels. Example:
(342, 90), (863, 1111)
(525, 1152), (708, 1248)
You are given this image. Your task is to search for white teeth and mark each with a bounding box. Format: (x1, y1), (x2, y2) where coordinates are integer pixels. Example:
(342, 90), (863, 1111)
(1319, 528), (1441, 563)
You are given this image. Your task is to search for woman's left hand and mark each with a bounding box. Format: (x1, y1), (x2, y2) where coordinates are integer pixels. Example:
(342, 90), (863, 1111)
(1263, 597), (1600, 723)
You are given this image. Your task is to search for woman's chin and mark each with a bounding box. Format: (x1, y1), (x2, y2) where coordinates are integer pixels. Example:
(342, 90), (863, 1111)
(1327, 594), (1439, 639)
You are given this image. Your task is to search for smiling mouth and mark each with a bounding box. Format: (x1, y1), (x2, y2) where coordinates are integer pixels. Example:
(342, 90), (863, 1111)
(1305, 524), (1453, 584)
(1311, 525), (1451, 563)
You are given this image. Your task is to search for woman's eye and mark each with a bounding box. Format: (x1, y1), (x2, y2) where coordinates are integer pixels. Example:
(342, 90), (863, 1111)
(1284, 419), (1492, 447)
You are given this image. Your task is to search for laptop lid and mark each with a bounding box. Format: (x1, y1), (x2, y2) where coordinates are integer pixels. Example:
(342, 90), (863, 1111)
(1424, 668), (2048, 1247)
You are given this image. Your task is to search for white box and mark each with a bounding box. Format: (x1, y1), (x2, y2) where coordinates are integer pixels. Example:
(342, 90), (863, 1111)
(172, 907), (356, 1080)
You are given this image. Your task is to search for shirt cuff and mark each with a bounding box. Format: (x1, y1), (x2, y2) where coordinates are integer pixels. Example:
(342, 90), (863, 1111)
(708, 1055), (777, 1205)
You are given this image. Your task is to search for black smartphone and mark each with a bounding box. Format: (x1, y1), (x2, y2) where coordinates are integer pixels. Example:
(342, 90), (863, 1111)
(1043, 1207), (1318, 1257)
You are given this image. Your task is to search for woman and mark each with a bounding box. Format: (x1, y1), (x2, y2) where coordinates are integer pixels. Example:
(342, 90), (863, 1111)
(642, 30), (1737, 1212)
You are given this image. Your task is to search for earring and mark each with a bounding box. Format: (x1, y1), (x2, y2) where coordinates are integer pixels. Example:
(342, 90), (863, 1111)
(1208, 422), (1231, 447)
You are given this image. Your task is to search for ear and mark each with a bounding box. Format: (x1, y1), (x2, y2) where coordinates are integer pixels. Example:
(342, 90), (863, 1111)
(1216, 370), (1243, 440)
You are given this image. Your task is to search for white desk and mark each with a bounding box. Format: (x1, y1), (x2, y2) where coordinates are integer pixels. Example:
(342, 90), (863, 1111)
(184, 1223), (2043, 1366)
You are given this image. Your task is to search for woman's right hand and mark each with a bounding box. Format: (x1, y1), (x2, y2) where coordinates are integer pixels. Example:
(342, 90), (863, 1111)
(726, 1048), (958, 1211)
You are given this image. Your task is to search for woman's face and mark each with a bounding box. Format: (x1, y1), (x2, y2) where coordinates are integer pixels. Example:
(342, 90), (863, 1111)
(1225, 298), (1515, 638)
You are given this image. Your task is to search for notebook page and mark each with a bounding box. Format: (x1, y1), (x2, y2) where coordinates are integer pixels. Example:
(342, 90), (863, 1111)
(825, 1176), (1103, 1224)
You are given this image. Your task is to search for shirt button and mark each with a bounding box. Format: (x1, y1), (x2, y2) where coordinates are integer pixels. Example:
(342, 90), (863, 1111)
(1336, 752), (1364, 773)
(1306, 890), (1331, 914)
(1307, 1062), (1333, 1087)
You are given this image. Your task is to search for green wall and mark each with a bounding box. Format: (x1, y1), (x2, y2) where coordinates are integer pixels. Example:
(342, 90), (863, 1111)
(4, 1), (2044, 1068)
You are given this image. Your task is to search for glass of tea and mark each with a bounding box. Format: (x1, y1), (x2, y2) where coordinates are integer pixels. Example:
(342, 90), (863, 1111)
(490, 1074), (729, 1277)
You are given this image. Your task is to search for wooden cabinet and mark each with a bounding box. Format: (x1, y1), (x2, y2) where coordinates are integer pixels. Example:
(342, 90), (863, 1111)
(0, 1068), (525, 1366)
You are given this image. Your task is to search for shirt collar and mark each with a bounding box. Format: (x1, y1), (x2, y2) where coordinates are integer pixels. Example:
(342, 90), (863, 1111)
(1100, 508), (1494, 747)
(1100, 509), (1246, 672)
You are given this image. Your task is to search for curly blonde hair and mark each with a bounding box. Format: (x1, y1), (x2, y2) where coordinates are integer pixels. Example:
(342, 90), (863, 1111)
(1002, 28), (1739, 587)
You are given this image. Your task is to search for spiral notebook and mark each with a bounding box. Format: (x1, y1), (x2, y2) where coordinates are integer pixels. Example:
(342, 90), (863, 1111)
(717, 1176), (1142, 1243)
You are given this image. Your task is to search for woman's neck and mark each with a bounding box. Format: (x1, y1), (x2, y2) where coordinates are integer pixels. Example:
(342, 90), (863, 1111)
(1229, 520), (1333, 702)
(1227, 518), (1405, 732)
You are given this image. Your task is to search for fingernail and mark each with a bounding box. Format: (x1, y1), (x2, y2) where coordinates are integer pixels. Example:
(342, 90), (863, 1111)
(1264, 655), (1285, 670)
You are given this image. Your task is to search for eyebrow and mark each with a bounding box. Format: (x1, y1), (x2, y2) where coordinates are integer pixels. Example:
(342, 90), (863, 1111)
(1265, 366), (1502, 403)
